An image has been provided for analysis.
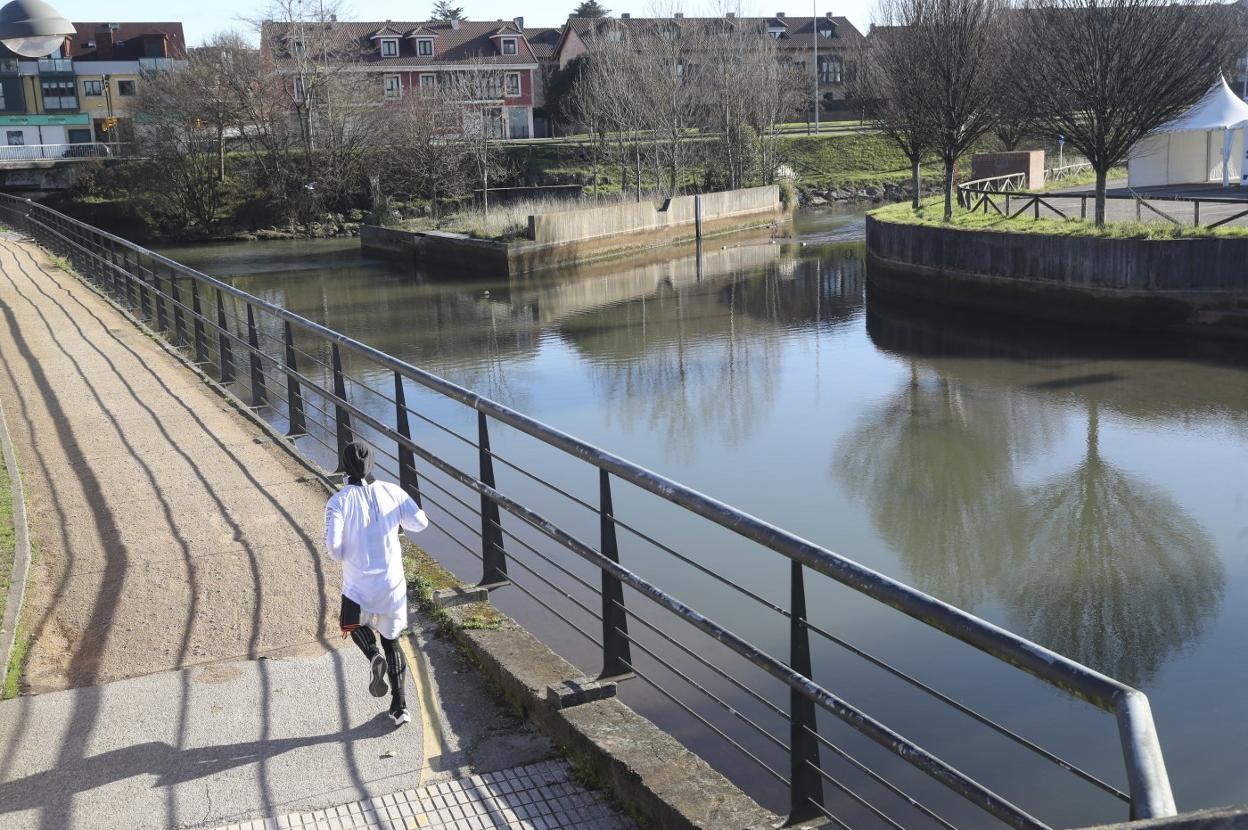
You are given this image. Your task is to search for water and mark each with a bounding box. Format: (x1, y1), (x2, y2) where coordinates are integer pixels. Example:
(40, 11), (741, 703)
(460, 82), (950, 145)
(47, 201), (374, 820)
(160, 212), (1248, 826)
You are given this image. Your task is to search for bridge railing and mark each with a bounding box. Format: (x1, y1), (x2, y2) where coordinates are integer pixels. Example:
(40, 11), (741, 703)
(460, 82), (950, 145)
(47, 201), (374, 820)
(0, 142), (136, 163)
(0, 193), (1178, 829)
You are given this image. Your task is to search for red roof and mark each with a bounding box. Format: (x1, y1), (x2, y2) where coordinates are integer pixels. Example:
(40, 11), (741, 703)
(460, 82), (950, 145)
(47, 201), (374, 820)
(262, 19), (539, 67)
(68, 22), (187, 60)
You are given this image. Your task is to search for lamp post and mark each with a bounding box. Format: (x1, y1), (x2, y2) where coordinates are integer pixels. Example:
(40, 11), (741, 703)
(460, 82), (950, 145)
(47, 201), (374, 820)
(0, 0), (73, 58)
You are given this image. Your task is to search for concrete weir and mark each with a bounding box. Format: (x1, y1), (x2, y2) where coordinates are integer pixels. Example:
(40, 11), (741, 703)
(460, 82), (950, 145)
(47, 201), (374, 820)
(362, 186), (789, 276)
(865, 214), (1248, 334)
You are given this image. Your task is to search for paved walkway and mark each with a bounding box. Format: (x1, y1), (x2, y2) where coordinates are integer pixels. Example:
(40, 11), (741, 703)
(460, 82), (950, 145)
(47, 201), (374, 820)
(0, 235), (632, 829)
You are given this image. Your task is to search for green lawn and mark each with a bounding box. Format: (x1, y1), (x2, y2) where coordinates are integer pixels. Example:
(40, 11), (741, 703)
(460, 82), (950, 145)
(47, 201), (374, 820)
(872, 199), (1248, 240)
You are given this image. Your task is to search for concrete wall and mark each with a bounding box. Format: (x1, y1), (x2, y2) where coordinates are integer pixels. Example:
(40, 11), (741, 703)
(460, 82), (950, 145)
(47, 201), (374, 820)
(363, 186), (786, 276)
(528, 185), (780, 245)
(865, 215), (1248, 329)
(971, 151), (1045, 188)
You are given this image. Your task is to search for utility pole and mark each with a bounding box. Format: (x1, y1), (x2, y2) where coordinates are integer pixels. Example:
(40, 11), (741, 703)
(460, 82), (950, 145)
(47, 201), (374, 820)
(812, 0), (820, 134)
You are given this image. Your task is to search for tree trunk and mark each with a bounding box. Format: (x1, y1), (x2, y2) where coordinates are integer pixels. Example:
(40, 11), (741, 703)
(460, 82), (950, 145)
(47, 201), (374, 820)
(911, 159), (921, 210)
(1095, 168), (1107, 227)
(943, 159), (954, 222)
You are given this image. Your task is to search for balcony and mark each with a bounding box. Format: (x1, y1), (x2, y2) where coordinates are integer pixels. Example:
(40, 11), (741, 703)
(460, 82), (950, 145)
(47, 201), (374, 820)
(0, 59), (18, 74)
(37, 59), (73, 74)
(139, 57), (175, 72)
(42, 96), (78, 111)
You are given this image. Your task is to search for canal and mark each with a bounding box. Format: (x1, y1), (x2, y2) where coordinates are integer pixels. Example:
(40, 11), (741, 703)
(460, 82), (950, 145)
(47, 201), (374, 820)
(161, 211), (1248, 827)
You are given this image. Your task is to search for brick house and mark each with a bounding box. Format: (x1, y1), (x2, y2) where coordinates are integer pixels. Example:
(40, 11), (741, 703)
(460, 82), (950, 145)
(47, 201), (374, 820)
(261, 18), (541, 139)
(552, 12), (866, 117)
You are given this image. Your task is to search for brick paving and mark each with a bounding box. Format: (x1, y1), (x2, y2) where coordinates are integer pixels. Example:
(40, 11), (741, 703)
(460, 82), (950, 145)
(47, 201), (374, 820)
(213, 760), (633, 830)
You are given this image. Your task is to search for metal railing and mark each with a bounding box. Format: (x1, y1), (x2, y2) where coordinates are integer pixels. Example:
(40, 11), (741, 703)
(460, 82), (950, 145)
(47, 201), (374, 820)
(957, 176), (1248, 229)
(0, 142), (131, 163)
(1044, 162), (1093, 185)
(36, 58), (73, 73)
(0, 193), (1179, 829)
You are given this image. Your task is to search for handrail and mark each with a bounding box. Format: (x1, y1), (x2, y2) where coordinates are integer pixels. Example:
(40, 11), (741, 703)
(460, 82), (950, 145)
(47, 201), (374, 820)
(0, 192), (1178, 825)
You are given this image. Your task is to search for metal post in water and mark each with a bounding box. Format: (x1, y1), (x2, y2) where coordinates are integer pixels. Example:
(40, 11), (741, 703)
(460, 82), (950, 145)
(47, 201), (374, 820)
(394, 372), (421, 508)
(598, 469), (632, 680)
(785, 560), (824, 826)
(477, 411), (508, 589)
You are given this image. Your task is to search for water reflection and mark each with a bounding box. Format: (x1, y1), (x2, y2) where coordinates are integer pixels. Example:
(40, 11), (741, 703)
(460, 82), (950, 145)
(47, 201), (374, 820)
(1009, 402), (1222, 686)
(853, 294), (1225, 686)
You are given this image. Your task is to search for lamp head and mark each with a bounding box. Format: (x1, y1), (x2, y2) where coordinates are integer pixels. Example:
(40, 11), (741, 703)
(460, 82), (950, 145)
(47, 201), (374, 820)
(0, 0), (73, 58)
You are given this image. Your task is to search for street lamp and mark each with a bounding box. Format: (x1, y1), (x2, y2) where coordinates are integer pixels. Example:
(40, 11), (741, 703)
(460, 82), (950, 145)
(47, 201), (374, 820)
(0, 0), (73, 58)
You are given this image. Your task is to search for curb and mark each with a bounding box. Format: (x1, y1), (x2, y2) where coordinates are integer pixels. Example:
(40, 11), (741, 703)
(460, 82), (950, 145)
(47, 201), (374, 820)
(0, 393), (32, 692)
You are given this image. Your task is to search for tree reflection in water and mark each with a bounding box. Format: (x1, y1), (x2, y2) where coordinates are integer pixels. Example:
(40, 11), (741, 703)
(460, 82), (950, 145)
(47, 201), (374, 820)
(1007, 403), (1222, 686)
(845, 298), (1226, 686)
(835, 367), (1036, 608)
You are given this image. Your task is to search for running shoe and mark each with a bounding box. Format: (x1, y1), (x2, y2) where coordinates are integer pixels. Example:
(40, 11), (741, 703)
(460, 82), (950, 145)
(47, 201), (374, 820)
(368, 653), (388, 697)
(391, 707), (411, 727)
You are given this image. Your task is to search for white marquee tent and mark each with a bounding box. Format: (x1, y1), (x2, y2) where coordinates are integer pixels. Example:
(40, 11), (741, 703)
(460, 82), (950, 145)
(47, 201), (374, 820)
(1127, 77), (1248, 189)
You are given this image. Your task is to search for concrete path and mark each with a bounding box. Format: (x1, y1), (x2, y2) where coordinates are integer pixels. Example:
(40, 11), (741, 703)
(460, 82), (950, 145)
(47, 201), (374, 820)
(0, 235), (337, 692)
(0, 234), (630, 828)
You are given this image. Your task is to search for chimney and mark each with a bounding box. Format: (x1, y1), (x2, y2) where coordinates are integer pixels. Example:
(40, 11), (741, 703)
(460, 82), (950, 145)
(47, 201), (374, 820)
(329, 13), (336, 22)
(450, 18), (460, 30)
(621, 12), (630, 18)
(514, 16), (524, 29)
(674, 12), (683, 18)
(825, 11), (834, 18)
(726, 11), (736, 18)
(777, 12), (786, 17)
(95, 25), (115, 59)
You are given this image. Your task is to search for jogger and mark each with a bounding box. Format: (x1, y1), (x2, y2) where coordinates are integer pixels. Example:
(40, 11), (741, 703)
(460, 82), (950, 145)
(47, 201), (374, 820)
(325, 441), (429, 726)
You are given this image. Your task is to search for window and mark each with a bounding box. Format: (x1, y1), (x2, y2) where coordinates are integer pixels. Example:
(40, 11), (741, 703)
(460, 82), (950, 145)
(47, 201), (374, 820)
(83, 79), (103, 96)
(0, 88), (6, 110)
(501, 38), (517, 55)
(482, 107), (504, 138)
(818, 25), (835, 39)
(417, 39), (433, 56)
(383, 74), (401, 99)
(606, 28), (622, 42)
(768, 28), (782, 39)
(6, 130), (22, 146)
(419, 73), (436, 89)
(117, 80), (136, 96)
(504, 72), (520, 97)
(68, 128), (91, 143)
(40, 79), (76, 110)
(380, 38), (398, 57)
(819, 56), (843, 84)
(292, 76), (306, 102)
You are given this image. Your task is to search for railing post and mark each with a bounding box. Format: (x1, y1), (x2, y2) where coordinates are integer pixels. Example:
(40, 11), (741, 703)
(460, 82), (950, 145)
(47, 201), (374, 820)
(132, 249), (151, 321)
(282, 321), (306, 437)
(477, 411), (508, 588)
(1193, 200), (1200, 227)
(216, 289), (235, 382)
(785, 560), (824, 827)
(598, 469), (632, 680)
(246, 303), (266, 407)
(1081, 196), (1087, 220)
(117, 240), (135, 311)
(1005, 193), (1010, 215)
(331, 343), (352, 471)
(153, 259), (168, 333)
(394, 372), (421, 507)
(191, 280), (208, 364)
(1034, 198), (1040, 220)
(170, 267), (186, 346)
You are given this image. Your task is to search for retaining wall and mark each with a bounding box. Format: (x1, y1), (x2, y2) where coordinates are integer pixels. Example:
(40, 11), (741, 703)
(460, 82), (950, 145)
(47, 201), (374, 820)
(362, 186), (785, 276)
(865, 215), (1248, 330)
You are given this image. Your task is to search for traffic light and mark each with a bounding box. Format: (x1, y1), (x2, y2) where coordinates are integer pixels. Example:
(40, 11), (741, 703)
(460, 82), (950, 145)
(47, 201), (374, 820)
(101, 116), (118, 132)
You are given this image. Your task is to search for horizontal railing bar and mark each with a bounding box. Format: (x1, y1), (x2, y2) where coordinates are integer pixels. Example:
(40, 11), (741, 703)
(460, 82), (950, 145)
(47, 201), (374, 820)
(804, 759), (908, 830)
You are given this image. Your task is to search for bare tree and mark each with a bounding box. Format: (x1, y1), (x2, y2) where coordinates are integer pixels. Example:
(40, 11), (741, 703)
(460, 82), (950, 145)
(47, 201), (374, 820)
(1015, 0), (1235, 225)
(910, 0), (1006, 220)
(376, 82), (472, 218)
(856, 18), (933, 209)
(442, 61), (512, 215)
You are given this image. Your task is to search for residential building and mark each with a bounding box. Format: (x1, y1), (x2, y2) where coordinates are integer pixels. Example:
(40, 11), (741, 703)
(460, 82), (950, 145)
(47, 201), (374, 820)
(0, 21), (185, 151)
(524, 26), (562, 136)
(261, 18), (541, 139)
(552, 12), (866, 118)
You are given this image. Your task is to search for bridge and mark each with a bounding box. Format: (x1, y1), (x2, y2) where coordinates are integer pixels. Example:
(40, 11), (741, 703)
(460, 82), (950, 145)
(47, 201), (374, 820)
(0, 195), (1184, 829)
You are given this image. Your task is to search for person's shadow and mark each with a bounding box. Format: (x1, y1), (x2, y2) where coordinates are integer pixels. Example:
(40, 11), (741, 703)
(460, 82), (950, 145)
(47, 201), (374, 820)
(0, 714), (394, 819)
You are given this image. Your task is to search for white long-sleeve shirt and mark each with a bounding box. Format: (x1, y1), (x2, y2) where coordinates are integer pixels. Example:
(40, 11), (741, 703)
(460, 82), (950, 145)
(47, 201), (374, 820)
(325, 481), (429, 618)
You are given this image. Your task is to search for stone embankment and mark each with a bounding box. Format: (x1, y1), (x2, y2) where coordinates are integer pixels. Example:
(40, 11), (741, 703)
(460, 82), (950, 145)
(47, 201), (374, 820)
(798, 182), (940, 207)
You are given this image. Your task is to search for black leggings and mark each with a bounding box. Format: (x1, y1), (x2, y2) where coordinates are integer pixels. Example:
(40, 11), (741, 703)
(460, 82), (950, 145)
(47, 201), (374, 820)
(342, 596), (407, 709)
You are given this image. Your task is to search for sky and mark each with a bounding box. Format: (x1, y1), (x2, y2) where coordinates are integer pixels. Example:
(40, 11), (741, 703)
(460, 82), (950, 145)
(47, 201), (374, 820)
(47, 0), (877, 49)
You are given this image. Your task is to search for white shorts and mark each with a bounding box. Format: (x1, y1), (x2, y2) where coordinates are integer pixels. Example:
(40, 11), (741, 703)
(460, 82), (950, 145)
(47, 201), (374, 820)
(341, 595), (407, 640)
